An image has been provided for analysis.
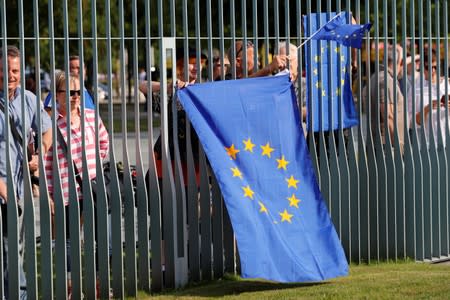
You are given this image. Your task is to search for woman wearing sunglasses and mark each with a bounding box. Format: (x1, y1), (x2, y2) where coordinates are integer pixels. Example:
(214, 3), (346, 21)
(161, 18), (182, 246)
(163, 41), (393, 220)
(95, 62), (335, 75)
(43, 71), (109, 298)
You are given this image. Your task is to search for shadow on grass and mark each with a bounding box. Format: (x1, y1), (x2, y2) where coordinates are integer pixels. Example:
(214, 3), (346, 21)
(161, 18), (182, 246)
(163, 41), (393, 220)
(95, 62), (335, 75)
(166, 274), (328, 297)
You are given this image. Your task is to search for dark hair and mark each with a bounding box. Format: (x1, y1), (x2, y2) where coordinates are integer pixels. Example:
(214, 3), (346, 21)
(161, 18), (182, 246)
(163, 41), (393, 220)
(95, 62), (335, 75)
(69, 55), (80, 62)
(0, 45), (20, 59)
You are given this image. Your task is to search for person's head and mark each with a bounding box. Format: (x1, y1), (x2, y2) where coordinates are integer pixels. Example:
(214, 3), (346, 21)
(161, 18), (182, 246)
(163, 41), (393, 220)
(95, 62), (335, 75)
(176, 48), (206, 83)
(278, 41), (298, 81)
(405, 54), (421, 76)
(55, 71), (81, 116)
(423, 49), (438, 82)
(228, 40), (255, 78)
(69, 55), (87, 78)
(0, 45), (21, 99)
(386, 44), (403, 76)
(25, 73), (36, 94)
(212, 55), (230, 81)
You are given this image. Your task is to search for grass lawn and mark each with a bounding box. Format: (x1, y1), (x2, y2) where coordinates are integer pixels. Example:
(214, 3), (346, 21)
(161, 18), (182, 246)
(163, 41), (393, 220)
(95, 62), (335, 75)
(135, 260), (450, 299)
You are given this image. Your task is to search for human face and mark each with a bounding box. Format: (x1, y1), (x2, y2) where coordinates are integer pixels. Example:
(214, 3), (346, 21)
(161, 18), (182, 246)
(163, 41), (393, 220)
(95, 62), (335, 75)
(56, 78), (81, 115)
(212, 57), (230, 80)
(177, 57), (201, 83)
(425, 62), (438, 82)
(0, 56), (21, 99)
(69, 59), (81, 76)
(236, 46), (254, 78)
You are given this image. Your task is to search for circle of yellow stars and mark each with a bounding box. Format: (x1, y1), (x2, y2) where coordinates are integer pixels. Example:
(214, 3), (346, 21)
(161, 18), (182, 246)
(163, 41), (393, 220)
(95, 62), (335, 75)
(225, 138), (302, 224)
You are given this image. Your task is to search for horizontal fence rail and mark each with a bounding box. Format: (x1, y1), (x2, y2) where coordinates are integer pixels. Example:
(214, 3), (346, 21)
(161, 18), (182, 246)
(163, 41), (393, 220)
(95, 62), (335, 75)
(0, 0), (449, 298)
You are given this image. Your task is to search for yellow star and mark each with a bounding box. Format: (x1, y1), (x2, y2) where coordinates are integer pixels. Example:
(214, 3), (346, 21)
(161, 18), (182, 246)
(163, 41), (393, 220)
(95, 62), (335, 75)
(286, 175), (299, 189)
(276, 155), (289, 170)
(341, 78), (345, 86)
(342, 66), (346, 73)
(315, 81), (321, 89)
(279, 209), (293, 223)
(336, 87), (341, 96)
(261, 143), (274, 158)
(313, 68), (318, 75)
(242, 185), (255, 199)
(321, 46), (326, 53)
(225, 144), (240, 160)
(287, 194), (301, 208)
(341, 55), (345, 62)
(314, 55), (320, 62)
(231, 167), (243, 179)
(243, 138), (255, 152)
(321, 89), (326, 97)
(258, 201), (268, 214)
(334, 46), (340, 53)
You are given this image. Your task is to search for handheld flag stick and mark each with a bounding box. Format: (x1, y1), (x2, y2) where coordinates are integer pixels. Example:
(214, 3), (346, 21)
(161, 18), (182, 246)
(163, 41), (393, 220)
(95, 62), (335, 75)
(297, 12), (344, 49)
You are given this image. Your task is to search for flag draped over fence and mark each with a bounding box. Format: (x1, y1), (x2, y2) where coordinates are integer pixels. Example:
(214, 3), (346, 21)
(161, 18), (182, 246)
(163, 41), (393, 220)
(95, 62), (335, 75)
(303, 12), (360, 132)
(177, 74), (348, 282)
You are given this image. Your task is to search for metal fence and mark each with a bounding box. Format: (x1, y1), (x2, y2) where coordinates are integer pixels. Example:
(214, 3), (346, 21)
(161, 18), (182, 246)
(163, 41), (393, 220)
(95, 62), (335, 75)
(0, 0), (450, 298)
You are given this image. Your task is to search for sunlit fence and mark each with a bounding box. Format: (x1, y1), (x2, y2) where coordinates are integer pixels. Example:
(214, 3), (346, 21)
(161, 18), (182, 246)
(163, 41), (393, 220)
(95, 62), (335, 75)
(0, 0), (450, 298)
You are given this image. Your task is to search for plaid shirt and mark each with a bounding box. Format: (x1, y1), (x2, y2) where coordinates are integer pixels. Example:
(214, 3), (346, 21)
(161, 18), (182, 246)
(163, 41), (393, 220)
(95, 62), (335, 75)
(44, 108), (109, 205)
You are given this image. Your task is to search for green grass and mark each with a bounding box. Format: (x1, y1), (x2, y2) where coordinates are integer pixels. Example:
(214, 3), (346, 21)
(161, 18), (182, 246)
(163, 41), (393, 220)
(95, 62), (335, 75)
(135, 261), (450, 299)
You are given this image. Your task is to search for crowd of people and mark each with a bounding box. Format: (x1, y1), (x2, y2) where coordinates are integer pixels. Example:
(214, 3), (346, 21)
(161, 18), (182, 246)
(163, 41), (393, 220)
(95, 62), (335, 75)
(362, 43), (450, 152)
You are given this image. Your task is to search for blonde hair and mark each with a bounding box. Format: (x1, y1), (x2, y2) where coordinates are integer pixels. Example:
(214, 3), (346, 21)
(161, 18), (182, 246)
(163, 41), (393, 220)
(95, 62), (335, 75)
(55, 71), (79, 92)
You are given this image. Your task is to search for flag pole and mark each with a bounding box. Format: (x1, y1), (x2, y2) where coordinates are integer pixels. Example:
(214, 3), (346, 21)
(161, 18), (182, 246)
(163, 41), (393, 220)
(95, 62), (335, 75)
(297, 11), (344, 49)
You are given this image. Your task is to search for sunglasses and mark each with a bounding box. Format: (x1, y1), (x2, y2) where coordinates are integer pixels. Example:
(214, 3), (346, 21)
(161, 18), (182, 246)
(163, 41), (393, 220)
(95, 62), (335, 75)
(58, 89), (81, 97)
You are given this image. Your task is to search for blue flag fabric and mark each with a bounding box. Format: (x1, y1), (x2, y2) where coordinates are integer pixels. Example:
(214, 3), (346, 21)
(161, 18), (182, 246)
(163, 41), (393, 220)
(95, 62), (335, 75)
(311, 13), (371, 49)
(303, 12), (359, 132)
(177, 75), (348, 282)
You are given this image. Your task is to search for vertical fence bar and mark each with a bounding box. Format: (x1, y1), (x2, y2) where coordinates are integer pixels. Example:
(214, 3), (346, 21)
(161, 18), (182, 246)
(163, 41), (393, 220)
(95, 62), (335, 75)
(402, 0), (416, 260)
(131, 0), (151, 293)
(33, 0), (54, 297)
(443, 0), (450, 258)
(410, 0), (424, 262)
(352, 0), (365, 264)
(211, 0), (225, 280)
(18, 0), (38, 297)
(417, 0), (429, 261)
(184, 0), (201, 284)
(62, 0), (84, 297)
(0, 1), (6, 297)
(76, 0), (97, 298)
(326, 1), (342, 246)
(144, 0), (163, 293)
(223, 0), (237, 275)
(105, 0), (125, 297)
(91, 0), (112, 298)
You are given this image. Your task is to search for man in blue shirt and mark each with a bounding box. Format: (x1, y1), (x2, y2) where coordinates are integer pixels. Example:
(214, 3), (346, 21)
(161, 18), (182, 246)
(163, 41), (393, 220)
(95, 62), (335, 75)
(0, 45), (52, 299)
(43, 55), (95, 110)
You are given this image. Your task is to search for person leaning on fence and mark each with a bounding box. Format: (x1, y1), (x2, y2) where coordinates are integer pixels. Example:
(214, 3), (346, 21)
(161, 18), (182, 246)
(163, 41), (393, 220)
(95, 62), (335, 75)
(363, 44), (405, 153)
(412, 49), (450, 145)
(226, 40), (291, 79)
(43, 71), (109, 298)
(0, 45), (52, 300)
(278, 41), (308, 131)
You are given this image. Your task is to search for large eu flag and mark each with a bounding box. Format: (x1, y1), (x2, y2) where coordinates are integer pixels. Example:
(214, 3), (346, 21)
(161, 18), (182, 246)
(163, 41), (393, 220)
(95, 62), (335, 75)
(177, 74), (348, 282)
(303, 12), (359, 132)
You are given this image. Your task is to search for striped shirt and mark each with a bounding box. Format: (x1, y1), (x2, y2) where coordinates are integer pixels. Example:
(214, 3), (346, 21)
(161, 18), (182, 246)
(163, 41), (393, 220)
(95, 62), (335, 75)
(44, 109), (109, 205)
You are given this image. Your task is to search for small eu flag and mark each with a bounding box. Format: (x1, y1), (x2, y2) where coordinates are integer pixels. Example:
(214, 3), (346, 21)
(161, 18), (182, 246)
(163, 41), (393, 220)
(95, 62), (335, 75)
(311, 13), (372, 49)
(304, 12), (360, 132)
(177, 74), (348, 282)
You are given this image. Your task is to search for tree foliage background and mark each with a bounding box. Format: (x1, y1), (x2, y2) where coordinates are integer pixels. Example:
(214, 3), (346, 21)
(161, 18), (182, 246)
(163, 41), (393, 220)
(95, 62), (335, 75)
(1, 0), (448, 84)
